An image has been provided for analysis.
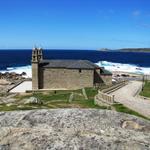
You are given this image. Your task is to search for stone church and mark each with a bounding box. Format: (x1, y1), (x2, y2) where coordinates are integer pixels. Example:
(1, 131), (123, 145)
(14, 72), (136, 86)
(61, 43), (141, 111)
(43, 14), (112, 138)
(32, 48), (112, 90)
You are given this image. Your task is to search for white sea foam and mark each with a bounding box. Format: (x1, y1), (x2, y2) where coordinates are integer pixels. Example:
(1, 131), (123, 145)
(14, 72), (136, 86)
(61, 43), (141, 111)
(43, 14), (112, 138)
(96, 61), (150, 75)
(1, 65), (32, 78)
(0, 61), (150, 78)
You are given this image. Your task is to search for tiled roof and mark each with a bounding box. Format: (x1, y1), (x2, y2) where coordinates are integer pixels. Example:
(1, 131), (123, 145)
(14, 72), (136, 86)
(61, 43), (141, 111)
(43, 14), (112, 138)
(39, 59), (100, 69)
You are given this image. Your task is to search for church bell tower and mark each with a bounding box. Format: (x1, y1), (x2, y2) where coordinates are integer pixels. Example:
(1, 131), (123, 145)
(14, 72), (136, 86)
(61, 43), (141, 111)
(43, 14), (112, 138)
(32, 47), (43, 90)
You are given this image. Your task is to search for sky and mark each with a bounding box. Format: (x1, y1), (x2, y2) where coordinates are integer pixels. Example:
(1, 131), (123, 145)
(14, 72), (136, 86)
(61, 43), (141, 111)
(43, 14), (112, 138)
(0, 0), (150, 49)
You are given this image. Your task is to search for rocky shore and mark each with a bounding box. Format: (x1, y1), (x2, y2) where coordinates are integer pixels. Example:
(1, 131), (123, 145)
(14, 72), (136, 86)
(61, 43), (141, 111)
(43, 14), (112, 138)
(0, 109), (150, 150)
(0, 72), (26, 81)
(0, 72), (30, 93)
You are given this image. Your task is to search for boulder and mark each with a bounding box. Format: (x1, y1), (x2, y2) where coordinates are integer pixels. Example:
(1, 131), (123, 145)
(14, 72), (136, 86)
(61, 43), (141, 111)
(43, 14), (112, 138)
(24, 97), (43, 105)
(21, 72), (27, 76)
(0, 72), (25, 80)
(0, 79), (10, 85)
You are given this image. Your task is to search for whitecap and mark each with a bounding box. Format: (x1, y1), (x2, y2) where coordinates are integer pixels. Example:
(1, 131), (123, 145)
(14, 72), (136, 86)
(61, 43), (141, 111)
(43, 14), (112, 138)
(96, 61), (150, 75)
(0, 65), (32, 78)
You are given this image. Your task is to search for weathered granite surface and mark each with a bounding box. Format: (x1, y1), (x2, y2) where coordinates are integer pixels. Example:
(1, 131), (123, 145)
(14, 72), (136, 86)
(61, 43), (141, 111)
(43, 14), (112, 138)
(0, 109), (150, 150)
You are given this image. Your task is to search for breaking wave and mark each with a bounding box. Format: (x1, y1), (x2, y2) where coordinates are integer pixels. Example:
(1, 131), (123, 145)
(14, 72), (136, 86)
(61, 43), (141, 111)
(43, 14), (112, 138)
(96, 61), (150, 75)
(0, 61), (150, 78)
(0, 65), (32, 78)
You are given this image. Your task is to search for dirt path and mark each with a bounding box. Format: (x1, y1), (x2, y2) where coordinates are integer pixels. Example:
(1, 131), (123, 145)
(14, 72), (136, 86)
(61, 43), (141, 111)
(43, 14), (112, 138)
(111, 81), (150, 118)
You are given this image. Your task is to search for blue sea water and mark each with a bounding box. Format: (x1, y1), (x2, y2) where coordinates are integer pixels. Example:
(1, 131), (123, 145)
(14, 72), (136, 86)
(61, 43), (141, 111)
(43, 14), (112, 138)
(0, 50), (150, 76)
(0, 50), (150, 68)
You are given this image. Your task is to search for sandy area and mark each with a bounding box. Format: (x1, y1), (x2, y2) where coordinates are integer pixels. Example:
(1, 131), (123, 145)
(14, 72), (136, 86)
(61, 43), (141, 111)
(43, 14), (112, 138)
(10, 81), (32, 93)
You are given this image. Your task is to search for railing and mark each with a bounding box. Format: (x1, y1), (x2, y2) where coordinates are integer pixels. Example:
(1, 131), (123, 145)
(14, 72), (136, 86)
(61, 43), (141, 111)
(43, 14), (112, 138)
(144, 75), (150, 81)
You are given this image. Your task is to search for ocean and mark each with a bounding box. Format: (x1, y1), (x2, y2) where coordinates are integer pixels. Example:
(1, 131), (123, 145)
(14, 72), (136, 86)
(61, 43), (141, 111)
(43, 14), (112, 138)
(0, 50), (150, 77)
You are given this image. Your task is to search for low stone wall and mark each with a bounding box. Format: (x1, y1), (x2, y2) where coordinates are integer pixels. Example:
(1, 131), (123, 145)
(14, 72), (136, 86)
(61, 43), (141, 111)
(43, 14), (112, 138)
(133, 82), (143, 97)
(137, 95), (150, 101)
(144, 75), (150, 81)
(102, 81), (127, 94)
(94, 91), (115, 106)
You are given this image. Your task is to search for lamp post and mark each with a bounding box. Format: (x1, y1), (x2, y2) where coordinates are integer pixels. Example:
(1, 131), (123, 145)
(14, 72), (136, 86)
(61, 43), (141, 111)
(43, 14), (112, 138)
(142, 75), (144, 91)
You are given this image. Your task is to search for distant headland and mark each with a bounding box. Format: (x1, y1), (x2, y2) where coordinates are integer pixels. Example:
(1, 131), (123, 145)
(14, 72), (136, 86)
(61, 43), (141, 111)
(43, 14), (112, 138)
(118, 48), (150, 52)
(97, 48), (150, 52)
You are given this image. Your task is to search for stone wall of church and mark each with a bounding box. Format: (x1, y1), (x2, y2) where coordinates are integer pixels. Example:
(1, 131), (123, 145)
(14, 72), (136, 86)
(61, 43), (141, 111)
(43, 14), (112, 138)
(39, 68), (94, 90)
(100, 75), (112, 85)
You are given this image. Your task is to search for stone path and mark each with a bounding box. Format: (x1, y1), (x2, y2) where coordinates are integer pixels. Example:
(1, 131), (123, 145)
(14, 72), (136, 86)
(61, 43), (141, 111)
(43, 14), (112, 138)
(111, 81), (150, 118)
(9, 81), (32, 93)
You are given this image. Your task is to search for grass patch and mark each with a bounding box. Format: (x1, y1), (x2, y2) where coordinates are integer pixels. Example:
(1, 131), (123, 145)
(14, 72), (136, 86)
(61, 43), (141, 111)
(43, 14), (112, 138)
(2, 87), (149, 120)
(15, 88), (97, 101)
(33, 92), (70, 101)
(0, 93), (10, 97)
(14, 92), (71, 102)
(70, 98), (109, 109)
(0, 104), (39, 111)
(140, 81), (150, 98)
(113, 103), (150, 120)
(45, 99), (108, 109)
(3, 88), (105, 110)
(84, 88), (98, 98)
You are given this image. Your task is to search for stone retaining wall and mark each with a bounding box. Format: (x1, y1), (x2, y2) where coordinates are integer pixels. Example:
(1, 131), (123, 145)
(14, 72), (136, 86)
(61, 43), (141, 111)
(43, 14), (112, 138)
(94, 91), (115, 106)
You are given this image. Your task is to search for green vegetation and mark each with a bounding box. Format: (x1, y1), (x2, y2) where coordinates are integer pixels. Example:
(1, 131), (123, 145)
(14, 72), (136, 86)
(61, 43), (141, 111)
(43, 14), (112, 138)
(0, 88), (108, 111)
(0, 93), (9, 97)
(0, 87), (149, 120)
(113, 104), (150, 120)
(84, 87), (98, 98)
(140, 81), (150, 98)
(0, 104), (41, 111)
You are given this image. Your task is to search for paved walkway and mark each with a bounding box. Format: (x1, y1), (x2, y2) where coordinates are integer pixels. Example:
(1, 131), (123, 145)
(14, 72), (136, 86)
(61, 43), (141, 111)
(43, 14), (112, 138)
(10, 81), (32, 93)
(111, 81), (150, 118)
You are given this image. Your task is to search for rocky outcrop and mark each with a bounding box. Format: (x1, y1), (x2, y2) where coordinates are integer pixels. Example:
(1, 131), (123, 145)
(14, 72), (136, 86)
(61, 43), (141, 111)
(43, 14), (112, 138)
(24, 97), (43, 105)
(0, 109), (150, 150)
(0, 72), (31, 93)
(0, 72), (26, 81)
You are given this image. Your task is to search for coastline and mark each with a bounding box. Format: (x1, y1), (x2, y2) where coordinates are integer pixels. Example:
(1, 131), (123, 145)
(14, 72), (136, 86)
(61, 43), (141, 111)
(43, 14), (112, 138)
(0, 61), (149, 93)
(0, 65), (32, 78)
(0, 60), (150, 80)
(118, 48), (150, 53)
(96, 61), (150, 75)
